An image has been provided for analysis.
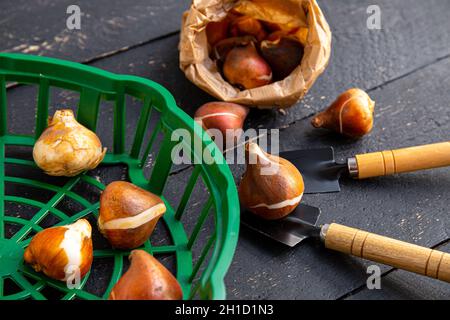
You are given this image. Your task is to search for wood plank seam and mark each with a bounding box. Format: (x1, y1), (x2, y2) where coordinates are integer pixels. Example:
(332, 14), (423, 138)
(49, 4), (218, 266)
(4, 31), (180, 92)
(366, 52), (450, 93)
(5, 50), (450, 141)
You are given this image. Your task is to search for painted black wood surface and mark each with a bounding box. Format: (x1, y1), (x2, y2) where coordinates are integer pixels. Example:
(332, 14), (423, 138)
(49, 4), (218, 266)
(1, 0), (449, 299)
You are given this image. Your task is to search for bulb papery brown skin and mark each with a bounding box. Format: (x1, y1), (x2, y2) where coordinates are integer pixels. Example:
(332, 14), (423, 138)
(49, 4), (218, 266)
(194, 102), (249, 149)
(291, 27), (309, 47)
(261, 20), (283, 33)
(206, 17), (230, 47)
(23, 219), (93, 281)
(33, 109), (106, 177)
(98, 181), (166, 250)
(238, 143), (305, 220)
(311, 88), (375, 138)
(260, 34), (304, 80)
(230, 15), (267, 42)
(109, 250), (182, 300)
(223, 42), (273, 90)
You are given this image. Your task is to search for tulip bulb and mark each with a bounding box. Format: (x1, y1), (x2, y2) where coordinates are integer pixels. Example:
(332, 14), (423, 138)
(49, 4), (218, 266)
(239, 143), (305, 220)
(223, 42), (272, 90)
(98, 181), (166, 249)
(194, 102), (249, 148)
(261, 34), (304, 80)
(33, 109), (106, 177)
(311, 88), (375, 138)
(23, 219), (93, 281)
(109, 250), (182, 300)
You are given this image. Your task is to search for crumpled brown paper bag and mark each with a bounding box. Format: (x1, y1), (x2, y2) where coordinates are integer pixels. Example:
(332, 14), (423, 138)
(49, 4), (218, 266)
(179, 0), (332, 109)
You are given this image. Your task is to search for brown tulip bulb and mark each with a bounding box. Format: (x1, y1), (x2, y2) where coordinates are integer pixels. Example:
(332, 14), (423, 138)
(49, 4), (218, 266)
(223, 42), (272, 90)
(261, 34), (304, 80)
(206, 18), (230, 47)
(194, 102), (249, 148)
(311, 88), (375, 138)
(239, 143), (305, 220)
(230, 16), (267, 42)
(109, 250), (182, 300)
(24, 219), (93, 281)
(213, 36), (255, 62)
(98, 181), (166, 249)
(33, 109), (106, 177)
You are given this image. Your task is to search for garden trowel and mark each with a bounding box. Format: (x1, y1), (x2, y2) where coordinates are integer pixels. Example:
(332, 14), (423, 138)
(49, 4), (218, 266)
(280, 141), (450, 194)
(241, 204), (450, 283)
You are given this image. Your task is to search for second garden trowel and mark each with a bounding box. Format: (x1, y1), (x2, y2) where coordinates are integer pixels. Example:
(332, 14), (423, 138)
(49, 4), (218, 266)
(280, 141), (450, 194)
(241, 204), (450, 283)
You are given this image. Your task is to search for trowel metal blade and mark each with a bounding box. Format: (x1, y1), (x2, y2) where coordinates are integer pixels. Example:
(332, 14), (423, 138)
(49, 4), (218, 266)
(280, 147), (344, 194)
(241, 204), (322, 247)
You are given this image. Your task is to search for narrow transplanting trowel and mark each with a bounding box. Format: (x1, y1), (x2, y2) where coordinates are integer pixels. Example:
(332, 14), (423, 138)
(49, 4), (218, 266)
(280, 141), (450, 194)
(241, 205), (450, 283)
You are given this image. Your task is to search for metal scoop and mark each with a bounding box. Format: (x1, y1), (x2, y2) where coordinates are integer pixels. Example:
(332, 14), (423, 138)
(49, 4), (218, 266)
(280, 141), (450, 194)
(241, 205), (450, 283)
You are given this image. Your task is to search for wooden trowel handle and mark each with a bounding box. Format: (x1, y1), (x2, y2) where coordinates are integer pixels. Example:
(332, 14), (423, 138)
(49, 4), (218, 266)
(324, 223), (450, 283)
(354, 142), (450, 179)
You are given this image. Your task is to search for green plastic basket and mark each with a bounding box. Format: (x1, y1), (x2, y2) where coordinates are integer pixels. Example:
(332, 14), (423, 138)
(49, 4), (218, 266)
(0, 53), (239, 300)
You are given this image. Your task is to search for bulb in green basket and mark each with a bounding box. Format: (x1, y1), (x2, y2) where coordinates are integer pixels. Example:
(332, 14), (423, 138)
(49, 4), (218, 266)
(33, 109), (106, 176)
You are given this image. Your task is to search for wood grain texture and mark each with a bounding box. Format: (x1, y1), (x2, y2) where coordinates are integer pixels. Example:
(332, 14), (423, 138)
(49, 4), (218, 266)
(355, 142), (450, 179)
(224, 56), (450, 300)
(325, 223), (450, 283)
(346, 243), (450, 300)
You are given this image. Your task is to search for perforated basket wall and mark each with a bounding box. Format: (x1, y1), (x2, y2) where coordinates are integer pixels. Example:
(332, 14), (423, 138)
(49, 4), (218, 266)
(0, 53), (239, 300)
